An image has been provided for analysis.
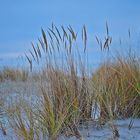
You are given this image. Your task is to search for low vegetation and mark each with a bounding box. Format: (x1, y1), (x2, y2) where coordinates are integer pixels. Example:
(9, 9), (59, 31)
(93, 54), (140, 120)
(0, 24), (140, 139)
(0, 67), (28, 82)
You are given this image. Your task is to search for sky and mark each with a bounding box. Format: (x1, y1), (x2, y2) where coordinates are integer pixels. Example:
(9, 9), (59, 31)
(0, 0), (140, 68)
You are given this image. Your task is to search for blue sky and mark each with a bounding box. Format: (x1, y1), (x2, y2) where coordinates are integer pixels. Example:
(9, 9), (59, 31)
(0, 0), (140, 67)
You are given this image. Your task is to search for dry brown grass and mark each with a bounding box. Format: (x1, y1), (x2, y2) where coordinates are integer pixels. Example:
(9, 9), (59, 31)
(5, 24), (140, 139)
(13, 24), (93, 139)
(0, 67), (28, 82)
(93, 53), (140, 122)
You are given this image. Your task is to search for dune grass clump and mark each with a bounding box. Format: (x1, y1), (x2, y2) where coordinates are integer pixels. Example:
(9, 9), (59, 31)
(93, 53), (140, 122)
(23, 24), (93, 139)
(0, 67), (28, 82)
(36, 68), (81, 139)
(35, 61), (94, 139)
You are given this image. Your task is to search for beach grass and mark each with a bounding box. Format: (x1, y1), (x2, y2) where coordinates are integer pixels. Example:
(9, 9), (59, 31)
(0, 24), (140, 139)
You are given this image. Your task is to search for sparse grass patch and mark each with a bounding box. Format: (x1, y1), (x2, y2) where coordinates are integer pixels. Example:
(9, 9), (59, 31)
(8, 100), (41, 140)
